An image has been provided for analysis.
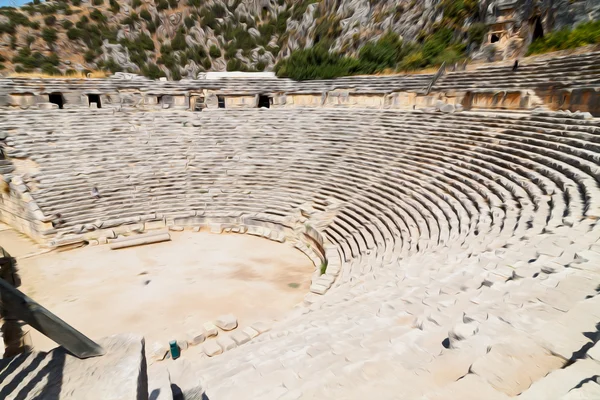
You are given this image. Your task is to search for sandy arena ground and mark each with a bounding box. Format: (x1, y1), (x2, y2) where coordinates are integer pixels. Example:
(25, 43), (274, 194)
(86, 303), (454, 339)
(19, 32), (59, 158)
(1, 227), (313, 354)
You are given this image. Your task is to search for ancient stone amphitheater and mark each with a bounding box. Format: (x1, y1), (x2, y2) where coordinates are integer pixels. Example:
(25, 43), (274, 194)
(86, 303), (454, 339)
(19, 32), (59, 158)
(1, 50), (600, 399)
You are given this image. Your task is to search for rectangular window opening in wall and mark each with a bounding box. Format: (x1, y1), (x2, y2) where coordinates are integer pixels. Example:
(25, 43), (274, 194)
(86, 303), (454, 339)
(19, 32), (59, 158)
(217, 96), (225, 109)
(157, 95), (163, 105)
(194, 96), (206, 111)
(258, 95), (272, 108)
(48, 93), (64, 109)
(88, 94), (101, 108)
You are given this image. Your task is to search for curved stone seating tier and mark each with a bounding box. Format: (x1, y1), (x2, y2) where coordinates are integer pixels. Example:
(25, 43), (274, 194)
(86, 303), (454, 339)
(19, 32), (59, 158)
(0, 73), (434, 96)
(1, 107), (600, 398)
(433, 51), (600, 91)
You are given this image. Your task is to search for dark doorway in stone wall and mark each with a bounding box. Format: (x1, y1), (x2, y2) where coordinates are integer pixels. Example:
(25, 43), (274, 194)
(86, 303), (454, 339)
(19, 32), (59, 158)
(217, 96), (225, 109)
(48, 93), (64, 109)
(88, 94), (101, 108)
(532, 16), (544, 41)
(258, 95), (271, 108)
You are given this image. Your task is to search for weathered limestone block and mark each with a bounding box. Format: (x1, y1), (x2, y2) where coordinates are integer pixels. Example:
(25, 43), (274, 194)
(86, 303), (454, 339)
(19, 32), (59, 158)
(216, 335), (237, 352)
(167, 359), (205, 400)
(38, 102), (59, 110)
(203, 341), (222, 357)
(215, 314), (238, 331)
(0, 334), (147, 399)
(202, 322), (218, 338)
(147, 364), (172, 400)
(231, 331), (251, 346)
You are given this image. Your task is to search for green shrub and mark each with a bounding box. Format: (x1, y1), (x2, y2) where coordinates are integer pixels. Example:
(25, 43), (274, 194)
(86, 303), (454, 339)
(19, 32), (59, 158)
(67, 27), (82, 40)
(65, 68), (78, 76)
(140, 8), (152, 21)
(90, 9), (106, 22)
(62, 20), (74, 29)
(138, 32), (155, 51)
(146, 21), (157, 33)
(141, 62), (165, 79)
(132, 0), (142, 8)
(171, 28), (187, 51)
(227, 58), (247, 71)
(0, 23), (17, 35)
(71, 0), (81, 6)
(92, 0), (103, 5)
(84, 49), (96, 62)
(274, 44), (360, 80)
(527, 20), (600, 55)
(156, 0), (169, 10)
(422, 28), (454, 61)
(356, 31), (405, 74)
(184, 15), (196, 28)
(468, 22), (487, 46)
(121, 12), (140, 27)
(224, 43), (237, 59)
(41, 27), (58, 45)
(41, 63), (61, 75)
(398, 50), (427, 70)
(109, 0), (120, 13)
(255, 60), (266, 71)
(103, 57), (123, 73)
(44, 15), (56, 26)
(170, 66), (181, 80)
(202, 57), (211, 69)
(12, 47), (61, 71)
(209, 44), (221, 58)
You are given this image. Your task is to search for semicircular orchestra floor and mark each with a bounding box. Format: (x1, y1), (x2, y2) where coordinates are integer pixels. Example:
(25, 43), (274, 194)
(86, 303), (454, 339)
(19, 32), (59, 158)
(17, 231), (313, 353)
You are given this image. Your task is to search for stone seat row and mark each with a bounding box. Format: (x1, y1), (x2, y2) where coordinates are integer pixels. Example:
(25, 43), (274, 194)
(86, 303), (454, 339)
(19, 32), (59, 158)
(3, 109), (598, 289)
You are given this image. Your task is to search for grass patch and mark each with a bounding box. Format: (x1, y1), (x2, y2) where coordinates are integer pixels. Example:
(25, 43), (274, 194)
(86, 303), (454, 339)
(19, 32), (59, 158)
(320, 260), (328, 275)
(288, 282), (300, 289)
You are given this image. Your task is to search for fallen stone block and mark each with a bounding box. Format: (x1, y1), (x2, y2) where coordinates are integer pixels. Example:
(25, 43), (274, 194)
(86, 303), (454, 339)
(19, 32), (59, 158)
(110, 232), (171, 250)
(217, 335), (237, 352)
(231, 331), (251, 346)
(242, 326), (259, 339)
(203, 322), (218, 338)
(0, 334), (148, 399)
(203, 341), (222, 357)
(215, 314), (238, 331)
(187, 331), (206, 346)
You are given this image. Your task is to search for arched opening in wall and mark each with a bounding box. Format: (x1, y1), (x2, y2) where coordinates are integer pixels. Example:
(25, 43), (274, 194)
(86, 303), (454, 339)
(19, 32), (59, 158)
(87, 94), (101, 108)
(48, 93), (64, 109)
(217, 96), (225, 109)
(258, 95), (272, 108)
(490, 34), (500, 43)
(532, 16), (544, 41)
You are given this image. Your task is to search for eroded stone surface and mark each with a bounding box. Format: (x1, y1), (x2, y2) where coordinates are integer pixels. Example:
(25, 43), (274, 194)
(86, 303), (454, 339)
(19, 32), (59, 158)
(0, 334), (146, 400)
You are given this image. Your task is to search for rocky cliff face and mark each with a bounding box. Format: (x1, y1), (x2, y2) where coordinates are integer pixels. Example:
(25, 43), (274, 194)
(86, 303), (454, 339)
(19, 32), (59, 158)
(0, 0), (597, 78)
